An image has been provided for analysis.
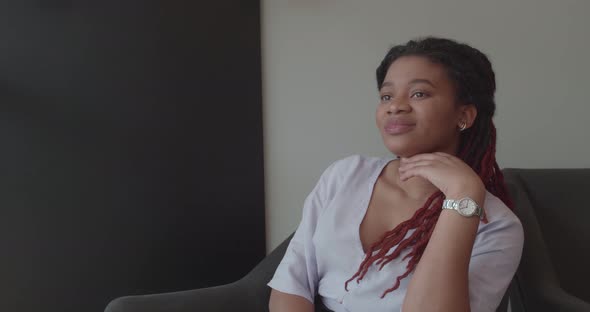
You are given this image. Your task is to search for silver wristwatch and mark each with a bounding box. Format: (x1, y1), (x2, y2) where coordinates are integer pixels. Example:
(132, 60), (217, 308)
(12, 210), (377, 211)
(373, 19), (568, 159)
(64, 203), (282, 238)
(442, 197), (483, 219)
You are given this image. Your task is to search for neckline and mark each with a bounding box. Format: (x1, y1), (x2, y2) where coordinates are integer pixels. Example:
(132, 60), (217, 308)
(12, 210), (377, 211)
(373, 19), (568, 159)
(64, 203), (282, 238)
(355, 156), (396, 256)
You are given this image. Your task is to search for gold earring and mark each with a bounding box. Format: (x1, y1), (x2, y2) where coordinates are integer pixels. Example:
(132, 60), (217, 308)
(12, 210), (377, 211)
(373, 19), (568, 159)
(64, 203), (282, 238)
(459, 121), (467, 131)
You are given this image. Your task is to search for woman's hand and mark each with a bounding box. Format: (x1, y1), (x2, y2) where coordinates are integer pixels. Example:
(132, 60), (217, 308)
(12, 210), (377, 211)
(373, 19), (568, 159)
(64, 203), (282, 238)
(398, 152), (485, 200)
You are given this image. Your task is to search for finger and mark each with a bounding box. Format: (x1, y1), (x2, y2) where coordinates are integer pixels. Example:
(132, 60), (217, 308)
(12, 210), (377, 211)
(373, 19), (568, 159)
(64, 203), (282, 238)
(398, 160), (441, 173)
(399, 164), (430, 181)
(433, 152), (460, 162)
(398, 160), (437, 172)
(401, 153), (452, 165)
(399, 155), (449, 170)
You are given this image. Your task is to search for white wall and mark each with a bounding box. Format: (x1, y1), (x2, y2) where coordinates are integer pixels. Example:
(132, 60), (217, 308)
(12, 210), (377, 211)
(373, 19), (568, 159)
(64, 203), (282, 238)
(261, 0), (590, 252)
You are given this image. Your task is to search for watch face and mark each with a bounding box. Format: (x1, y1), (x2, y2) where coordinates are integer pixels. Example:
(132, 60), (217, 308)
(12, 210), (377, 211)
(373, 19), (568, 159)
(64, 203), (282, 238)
(457, 198), (477, 216)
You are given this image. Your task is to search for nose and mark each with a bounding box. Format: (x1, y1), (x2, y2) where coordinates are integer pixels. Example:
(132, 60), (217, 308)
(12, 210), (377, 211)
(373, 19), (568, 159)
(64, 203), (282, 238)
(388, 97), (411, 114)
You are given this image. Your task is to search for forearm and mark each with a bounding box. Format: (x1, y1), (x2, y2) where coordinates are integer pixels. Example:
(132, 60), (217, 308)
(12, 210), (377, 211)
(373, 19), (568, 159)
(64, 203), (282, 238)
(269, 289), (314, 312)
(402, 188), (484, 312)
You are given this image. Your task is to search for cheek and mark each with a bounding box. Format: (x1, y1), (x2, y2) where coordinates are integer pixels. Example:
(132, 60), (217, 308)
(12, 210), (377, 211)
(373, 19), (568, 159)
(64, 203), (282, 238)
(421, 107), (457, 135)
(375, 105), (386, 125)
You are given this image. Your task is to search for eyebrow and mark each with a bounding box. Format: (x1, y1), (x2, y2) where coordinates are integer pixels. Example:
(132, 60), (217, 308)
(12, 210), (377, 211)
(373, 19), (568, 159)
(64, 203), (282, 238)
(381, 78), (436, 89)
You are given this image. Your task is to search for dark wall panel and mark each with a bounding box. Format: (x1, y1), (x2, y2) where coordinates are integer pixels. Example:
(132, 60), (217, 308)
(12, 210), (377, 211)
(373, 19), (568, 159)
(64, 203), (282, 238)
(0, 2), (265, 312)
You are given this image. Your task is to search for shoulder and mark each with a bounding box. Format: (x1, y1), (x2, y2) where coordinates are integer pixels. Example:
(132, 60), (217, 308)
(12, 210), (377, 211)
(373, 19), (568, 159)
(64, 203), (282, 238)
(482, 191), (522, 228)
(474, 191), (524, 252)
(321, 154), (393, 183)
(468, 192), (525, 311)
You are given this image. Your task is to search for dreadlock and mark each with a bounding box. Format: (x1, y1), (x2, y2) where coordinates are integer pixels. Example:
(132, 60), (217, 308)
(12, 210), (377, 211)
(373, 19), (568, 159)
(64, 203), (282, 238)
(344, 37), (514, 298)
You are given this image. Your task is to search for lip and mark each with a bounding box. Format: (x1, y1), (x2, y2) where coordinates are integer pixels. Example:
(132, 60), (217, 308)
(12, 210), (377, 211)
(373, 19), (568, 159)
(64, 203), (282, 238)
(384, 119), (415, 135)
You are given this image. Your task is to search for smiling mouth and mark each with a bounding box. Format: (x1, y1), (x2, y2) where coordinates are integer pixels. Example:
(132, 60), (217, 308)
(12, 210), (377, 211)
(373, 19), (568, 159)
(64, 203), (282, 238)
(384, 123), (415, 135)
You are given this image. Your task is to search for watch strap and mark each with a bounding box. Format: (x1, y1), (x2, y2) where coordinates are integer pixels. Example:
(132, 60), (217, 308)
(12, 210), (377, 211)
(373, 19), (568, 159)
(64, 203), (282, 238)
(442, 197), (483, 219)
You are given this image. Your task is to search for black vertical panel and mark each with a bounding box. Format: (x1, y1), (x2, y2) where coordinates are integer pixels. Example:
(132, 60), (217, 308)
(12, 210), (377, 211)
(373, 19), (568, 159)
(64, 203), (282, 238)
(0, 1), (264, 312)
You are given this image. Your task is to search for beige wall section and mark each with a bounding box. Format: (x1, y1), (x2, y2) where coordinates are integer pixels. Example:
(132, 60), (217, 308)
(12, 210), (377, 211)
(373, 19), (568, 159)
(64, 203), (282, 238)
(261, 0), (590, 253)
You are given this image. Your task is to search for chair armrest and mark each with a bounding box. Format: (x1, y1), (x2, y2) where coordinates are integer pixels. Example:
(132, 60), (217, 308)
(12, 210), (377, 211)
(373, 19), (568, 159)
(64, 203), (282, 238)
(104, 280), (253, 312)
(104, 233), (295, 312)
(534, 282), (590, 312)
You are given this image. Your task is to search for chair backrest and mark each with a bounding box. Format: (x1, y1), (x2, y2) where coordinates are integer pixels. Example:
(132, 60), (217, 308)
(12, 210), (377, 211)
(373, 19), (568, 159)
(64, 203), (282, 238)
(503, 169), (590, 305)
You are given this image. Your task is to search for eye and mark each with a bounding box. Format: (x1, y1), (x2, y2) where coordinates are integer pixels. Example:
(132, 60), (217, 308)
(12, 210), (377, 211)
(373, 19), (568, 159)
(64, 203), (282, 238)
(380, 94), (392, 102)
(411, 91), (428, 99)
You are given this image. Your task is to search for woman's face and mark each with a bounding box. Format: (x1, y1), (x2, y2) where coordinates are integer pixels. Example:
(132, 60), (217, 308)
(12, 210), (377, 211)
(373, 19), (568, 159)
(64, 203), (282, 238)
(376, 55), (475, 158)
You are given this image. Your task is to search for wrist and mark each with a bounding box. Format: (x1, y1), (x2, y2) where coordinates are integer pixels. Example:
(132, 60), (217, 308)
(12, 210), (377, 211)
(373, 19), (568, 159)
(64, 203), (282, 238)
(445, 184), (485, 207)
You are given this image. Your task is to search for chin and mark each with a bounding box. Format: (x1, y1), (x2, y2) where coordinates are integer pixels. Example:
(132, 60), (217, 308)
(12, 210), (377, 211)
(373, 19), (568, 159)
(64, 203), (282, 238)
(380, 129), (451, 157)
(388, 150), (419, 158)
(383, 143), (420, 158)
(381, 135), (423, 158)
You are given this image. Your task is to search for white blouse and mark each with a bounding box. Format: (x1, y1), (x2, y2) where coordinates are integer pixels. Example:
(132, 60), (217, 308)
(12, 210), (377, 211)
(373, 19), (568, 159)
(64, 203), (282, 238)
(267, 155), (524, 312)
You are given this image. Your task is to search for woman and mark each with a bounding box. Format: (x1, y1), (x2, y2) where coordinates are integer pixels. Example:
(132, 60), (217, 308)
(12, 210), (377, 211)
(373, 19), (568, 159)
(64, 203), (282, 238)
(267, 37), (524, 312)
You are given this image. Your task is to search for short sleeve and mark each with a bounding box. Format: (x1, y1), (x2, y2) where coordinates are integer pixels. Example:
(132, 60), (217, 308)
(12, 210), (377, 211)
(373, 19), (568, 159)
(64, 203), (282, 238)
(267, 162), (336, 303)
(468, 200), (524, 312)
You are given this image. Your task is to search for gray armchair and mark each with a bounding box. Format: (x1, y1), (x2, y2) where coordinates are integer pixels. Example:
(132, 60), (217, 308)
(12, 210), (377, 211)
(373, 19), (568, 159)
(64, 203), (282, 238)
(105, 169), (590, 312)
(104, 231), (333, 312)
(104, 234), (508, 312)
(104, 233), (509, 312)
(503, 169), (590, 312)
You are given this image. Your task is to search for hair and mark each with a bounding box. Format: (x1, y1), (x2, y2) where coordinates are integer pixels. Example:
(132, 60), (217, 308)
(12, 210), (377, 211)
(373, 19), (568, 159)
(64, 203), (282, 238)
(344, 37), (514, 298)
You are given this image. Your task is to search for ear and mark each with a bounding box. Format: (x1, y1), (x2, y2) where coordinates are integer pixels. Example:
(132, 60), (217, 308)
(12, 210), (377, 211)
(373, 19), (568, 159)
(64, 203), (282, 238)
(459, 104), (478, 129)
